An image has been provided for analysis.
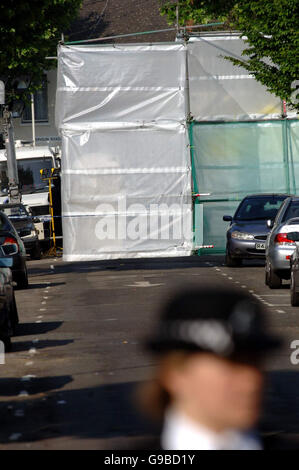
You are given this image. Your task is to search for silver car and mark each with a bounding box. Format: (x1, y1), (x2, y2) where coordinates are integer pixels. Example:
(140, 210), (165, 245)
(223, 194), (289, 267)
(265, 196), (299, 288)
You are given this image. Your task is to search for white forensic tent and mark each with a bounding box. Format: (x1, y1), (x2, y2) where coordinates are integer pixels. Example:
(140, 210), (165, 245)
(188, 34), (285, 121)
(56, 43), (193, 261)
(56, 34), (297, 261)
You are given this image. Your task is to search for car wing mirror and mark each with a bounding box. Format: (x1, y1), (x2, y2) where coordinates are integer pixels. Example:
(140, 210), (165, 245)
(223, 215), (233, 222)
(267, 219), (274, 229)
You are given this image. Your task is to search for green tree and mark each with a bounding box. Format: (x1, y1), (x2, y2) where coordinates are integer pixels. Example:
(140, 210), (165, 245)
(0, 0), (82, 106)
(161, 0), (299, 111)
(160, 0), (234, 26)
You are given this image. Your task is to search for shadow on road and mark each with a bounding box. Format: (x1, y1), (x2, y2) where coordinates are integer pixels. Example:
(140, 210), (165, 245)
(28, 256), (227, 277)
(25, 282), (66, 290)
(0, 380), (157, 446)
(27, 256), (272, 277)
(0, 376), (73, 397)
(14, 322), (63, 337)
(10, 339), (74, 353)
(0, 372), (298, 447)
(260, 370), (299, 436)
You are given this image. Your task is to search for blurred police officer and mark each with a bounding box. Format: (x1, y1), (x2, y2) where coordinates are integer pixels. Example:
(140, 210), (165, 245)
(135, 286), (292, 450)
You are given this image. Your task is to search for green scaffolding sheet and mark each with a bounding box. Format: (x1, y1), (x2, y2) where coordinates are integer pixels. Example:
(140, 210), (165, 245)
(190, 120), (299, 254)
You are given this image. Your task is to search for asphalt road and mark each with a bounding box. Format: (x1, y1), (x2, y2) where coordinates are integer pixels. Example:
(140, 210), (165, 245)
(0, 255), (298, 449)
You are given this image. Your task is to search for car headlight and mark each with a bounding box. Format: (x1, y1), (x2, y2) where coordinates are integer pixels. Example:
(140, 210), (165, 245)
(231, 231), (254, 240)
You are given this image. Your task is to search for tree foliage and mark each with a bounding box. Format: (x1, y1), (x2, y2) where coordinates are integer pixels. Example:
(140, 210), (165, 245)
(0, 0), (82, 105)
(161, 0), (299, 111)
(160, 0), (234, 26)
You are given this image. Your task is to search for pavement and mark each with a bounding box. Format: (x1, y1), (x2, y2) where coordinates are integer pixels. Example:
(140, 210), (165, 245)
(0, 255), (299, 449)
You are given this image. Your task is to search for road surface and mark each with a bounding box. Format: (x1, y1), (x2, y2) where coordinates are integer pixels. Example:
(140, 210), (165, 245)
(0, 255), (298, 449)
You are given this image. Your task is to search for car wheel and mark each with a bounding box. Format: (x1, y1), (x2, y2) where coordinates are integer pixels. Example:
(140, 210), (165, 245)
(0, 303), (13, 352)
(31, 242), (41, 260)
(290, 270), (299, 306)
(265, 267), (269, 286)
(225, 250), (242, 267)
(16, 267), (29, 289)
(268, 264), (282, 289)
(0, 335), (12, 352)
(10, 292), (19, 333)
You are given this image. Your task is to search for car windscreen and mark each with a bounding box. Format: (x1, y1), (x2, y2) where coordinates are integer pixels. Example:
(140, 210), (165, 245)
(0, 157), (53, 195)
(282, 201), (299, 222)
(235, 196), (287, 221)
(0, 205), (29, 219)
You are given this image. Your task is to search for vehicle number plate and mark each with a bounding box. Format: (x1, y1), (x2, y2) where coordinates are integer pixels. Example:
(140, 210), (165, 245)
(255, 243), (265, 250)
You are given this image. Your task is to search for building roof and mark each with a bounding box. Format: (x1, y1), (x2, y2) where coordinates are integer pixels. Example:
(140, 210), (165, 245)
(67, 0), (176, 44)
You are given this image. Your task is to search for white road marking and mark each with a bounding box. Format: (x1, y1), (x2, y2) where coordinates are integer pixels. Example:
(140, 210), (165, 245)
(127, 281), (164, 287)
(43, 297), (49, 300)
(277, 310), (286, 313)
(25, 362), (33, 366)
(228, 277), (233, 280)
(35, 321), (42, 323)
(57, 400), (67, 405)
(14, 410), (24, 417)
(41, 301), (46, 305)
(18, 391), (29, 397)
(258, 294), (289, 297)
(39, 309), (46, 311)
(266, 304), (290, 307)
(21, 375), (36, 382)
(29, 348), (37, 354)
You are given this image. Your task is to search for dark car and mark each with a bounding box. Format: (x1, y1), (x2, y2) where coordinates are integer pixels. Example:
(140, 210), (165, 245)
(223, 194), (290, 267)
(0, 203), (41, 259)
(0, 252), (19, 351)
(0, 210), (28, 288)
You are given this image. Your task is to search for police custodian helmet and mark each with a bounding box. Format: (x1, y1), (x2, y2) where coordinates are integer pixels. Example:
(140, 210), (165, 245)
(147, 287), (282, 359)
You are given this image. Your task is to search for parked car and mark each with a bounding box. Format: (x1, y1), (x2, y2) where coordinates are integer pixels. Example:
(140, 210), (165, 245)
(0, 210), (28, 288)
(0, 251), (19, 351)
(223, 194), (289, 267)
(265, 196), (299, 288)
(290, 247), (299, 306)
(0, 203), (41, 260)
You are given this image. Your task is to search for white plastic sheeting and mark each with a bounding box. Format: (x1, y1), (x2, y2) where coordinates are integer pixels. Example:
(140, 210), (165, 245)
(56, 44), (193, 261)
(56, 37), (296, 261)
(56, 44), (188, 126)
(188, 35), (285, 121)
